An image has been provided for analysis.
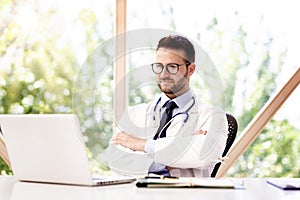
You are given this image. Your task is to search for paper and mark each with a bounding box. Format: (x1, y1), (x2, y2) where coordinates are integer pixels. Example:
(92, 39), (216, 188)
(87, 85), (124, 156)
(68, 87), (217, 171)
(267, 179), (300, 190)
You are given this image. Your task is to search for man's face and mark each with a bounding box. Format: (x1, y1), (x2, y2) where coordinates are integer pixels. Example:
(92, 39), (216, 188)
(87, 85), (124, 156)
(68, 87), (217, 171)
(155, 48), (195, 99)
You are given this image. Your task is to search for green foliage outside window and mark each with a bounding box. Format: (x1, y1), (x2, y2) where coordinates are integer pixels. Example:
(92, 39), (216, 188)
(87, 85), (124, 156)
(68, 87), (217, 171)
(0, 0), (299, 177)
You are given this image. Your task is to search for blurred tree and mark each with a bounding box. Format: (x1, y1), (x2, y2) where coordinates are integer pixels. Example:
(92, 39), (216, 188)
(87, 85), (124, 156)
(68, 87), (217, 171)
(205, 13), (299, 177)
(0, 0), (76, 173)
(0, 0), (114, 174)
(233, 119), (300, 177)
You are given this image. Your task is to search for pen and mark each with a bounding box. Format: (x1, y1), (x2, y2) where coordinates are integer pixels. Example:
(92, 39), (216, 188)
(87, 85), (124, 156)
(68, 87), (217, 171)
(145, 175), (179, 179)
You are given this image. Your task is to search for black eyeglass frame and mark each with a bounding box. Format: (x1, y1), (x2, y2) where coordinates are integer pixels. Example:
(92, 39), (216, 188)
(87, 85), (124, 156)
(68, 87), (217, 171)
(151, 62), (191, 74)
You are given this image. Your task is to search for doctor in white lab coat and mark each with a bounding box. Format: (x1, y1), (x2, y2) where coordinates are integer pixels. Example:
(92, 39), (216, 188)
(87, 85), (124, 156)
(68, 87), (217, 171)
(102, 35), (228, 177)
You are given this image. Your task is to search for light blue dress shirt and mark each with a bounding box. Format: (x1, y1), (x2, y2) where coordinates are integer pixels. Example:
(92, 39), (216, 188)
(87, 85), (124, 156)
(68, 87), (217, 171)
(145, 90), (194, 174)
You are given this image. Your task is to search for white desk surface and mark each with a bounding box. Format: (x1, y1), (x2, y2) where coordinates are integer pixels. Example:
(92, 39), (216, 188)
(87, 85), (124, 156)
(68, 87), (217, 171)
(0, 176), (299, 200)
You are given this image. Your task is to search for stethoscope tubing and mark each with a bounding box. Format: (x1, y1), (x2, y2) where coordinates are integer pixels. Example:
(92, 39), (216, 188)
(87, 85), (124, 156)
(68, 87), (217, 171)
(152, 96), (196, 139)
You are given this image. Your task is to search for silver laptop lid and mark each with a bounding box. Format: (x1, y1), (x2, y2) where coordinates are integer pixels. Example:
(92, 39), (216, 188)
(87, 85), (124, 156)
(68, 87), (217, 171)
(0, 114), (94, 185)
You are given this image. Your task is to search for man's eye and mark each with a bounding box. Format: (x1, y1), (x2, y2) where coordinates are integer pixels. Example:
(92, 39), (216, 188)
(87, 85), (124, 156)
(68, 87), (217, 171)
(168, 64), (178, 69)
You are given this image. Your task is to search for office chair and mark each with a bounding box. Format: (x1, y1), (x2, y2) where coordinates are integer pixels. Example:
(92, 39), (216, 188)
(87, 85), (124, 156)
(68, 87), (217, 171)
(211, 113), (238, 177)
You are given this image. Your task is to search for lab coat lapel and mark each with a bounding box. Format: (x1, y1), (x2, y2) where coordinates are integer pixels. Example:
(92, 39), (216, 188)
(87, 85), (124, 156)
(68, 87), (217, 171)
(145, 98), (161, 136)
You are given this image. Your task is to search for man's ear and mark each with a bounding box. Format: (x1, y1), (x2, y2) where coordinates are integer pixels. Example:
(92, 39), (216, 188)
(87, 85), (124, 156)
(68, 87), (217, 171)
(188, 63), (196, 76)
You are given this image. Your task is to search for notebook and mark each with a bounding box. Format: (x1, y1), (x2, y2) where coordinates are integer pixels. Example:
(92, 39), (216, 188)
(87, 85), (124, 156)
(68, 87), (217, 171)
(136, 176), (245, 189)
(0, 114), (136, 186)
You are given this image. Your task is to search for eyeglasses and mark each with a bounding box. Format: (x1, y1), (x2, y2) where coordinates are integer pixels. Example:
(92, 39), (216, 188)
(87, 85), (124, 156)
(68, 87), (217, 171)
(151, 62), (191, 74)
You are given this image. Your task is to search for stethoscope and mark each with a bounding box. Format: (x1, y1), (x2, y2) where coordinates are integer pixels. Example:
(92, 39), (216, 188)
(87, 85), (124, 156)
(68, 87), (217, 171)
(153, 96), (196, 124)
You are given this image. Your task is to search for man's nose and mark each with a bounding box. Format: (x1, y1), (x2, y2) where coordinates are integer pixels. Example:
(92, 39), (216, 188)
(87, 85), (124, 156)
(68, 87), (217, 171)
(160, 66), (171, 76)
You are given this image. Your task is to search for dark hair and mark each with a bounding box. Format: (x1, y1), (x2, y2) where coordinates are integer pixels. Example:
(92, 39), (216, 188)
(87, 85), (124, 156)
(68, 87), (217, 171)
(156, 35), (195, 63)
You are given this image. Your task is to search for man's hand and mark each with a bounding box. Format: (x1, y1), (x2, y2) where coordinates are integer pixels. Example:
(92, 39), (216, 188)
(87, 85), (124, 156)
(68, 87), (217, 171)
(194, 129), (207, 135)
(110, 131), (147, 152)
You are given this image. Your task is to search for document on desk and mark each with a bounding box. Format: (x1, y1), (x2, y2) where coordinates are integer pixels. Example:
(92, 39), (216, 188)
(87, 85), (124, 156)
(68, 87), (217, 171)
(136, 177), (243, 189)
(267, 179), (300, 190)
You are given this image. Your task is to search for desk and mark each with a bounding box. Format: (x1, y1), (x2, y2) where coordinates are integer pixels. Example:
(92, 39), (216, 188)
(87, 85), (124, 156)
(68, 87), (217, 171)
(0, 176), (299, 200)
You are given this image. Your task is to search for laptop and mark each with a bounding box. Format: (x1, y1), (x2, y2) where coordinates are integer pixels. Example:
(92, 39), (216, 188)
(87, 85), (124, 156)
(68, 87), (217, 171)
(0, 114), (136, 186)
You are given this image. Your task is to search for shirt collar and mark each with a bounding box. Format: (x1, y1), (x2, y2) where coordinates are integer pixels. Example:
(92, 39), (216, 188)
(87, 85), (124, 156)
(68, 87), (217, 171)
(160, 90), (194, 110)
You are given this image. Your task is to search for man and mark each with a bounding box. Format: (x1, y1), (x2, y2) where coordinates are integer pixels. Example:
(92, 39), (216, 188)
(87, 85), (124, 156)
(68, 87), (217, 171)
(108, 35), (228, 177)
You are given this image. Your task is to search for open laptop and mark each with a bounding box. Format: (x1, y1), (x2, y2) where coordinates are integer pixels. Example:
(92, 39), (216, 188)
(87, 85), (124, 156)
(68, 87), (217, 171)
(0, 114), (136, 186)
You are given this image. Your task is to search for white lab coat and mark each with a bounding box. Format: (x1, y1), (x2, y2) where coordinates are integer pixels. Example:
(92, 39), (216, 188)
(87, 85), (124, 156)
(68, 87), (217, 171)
(99, 96), (228, 177)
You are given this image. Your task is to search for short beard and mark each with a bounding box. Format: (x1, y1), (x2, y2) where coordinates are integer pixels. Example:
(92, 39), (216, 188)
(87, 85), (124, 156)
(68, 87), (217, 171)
(158, 71), (188, 97)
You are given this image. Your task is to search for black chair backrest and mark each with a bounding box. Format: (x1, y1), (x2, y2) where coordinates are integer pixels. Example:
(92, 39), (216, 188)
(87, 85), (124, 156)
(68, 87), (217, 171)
(211, 113), (238, 177)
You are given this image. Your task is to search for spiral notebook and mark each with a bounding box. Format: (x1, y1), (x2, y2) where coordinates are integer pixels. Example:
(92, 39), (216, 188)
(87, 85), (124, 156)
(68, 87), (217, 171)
(136, 177), (245, 189)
